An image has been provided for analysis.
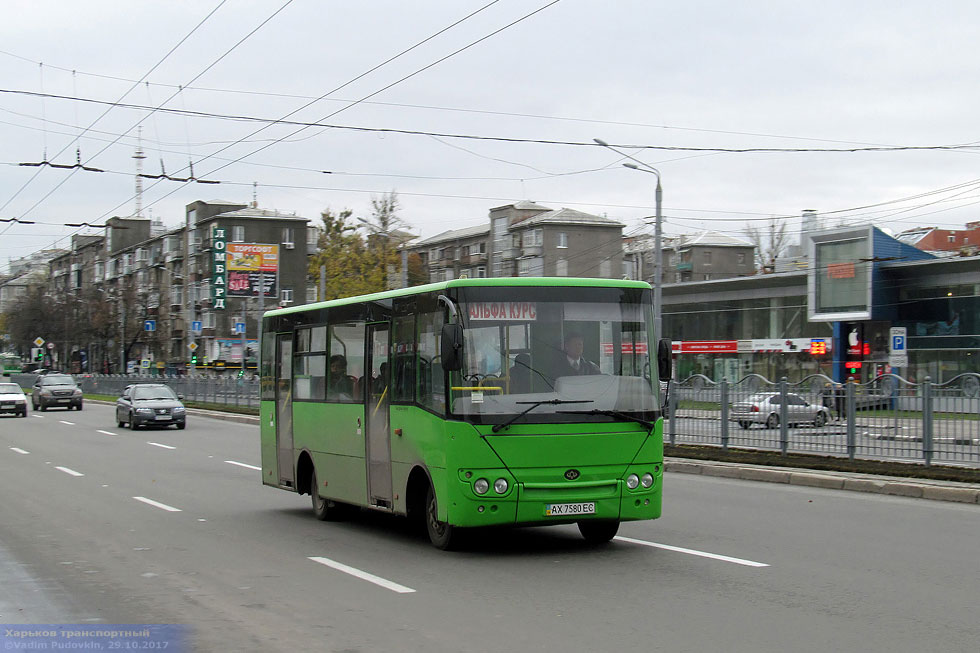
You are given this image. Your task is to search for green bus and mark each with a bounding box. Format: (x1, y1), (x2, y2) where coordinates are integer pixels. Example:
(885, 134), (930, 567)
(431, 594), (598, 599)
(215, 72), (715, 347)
(259, 277), (672, 549)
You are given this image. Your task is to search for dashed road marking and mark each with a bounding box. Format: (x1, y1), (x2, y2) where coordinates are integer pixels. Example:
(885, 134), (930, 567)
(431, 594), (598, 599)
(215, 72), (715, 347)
(225, 460), (260, 470)
(132, 496), (182, 512)
(10, 447), (30, 455)
(55, 466), (84, 477)
(614, 536), (770, 567)
(309, 556), (415, 593)
(148, 442), (176, 450)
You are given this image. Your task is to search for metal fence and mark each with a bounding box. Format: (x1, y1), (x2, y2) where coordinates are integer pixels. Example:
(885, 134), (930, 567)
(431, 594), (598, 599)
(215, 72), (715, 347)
(9, 369), (980, 466)
(8, 373), (261, 410)
(666, 373), (980, 467)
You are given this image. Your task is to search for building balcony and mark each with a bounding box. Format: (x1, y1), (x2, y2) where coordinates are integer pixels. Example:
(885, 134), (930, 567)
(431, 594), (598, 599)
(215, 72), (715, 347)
(500, 248), (519, 260)
(461, 253), (487, 265)
(522, 245), (543, 257)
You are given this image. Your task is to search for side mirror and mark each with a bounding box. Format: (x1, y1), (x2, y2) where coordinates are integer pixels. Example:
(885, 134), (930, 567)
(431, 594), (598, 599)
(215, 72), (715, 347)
(657, 338), (672, 381)
(177, 394), (185, 401)
(440, 323), (464, 371)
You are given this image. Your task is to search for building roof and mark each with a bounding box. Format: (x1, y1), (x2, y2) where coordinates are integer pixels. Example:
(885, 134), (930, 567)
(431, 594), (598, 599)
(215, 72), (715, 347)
(894, 227), (934, 245)
(514, 207), (625, 229)
(412, 223), (490, 247)
(675, 230), (753, 248)
(211, 207), (307, 221)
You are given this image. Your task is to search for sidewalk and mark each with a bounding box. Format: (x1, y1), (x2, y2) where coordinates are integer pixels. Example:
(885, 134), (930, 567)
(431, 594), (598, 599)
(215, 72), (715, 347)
(666, 457), (980, 505)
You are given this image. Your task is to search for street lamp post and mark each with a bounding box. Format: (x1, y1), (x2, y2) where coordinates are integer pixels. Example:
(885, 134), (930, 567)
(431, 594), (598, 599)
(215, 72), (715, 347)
(593, 138), (664, 340)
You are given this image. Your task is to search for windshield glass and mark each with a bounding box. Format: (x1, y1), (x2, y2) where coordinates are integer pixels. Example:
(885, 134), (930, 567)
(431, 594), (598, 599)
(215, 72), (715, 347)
(134, 386), (177, 400)
(42, 375), (75, 386)
(449, 286), (659, 425)
(0, 383), (22, 393)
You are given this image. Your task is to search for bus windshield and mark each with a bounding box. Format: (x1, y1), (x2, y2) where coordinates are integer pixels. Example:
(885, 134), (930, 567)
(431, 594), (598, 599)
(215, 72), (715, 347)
(450, 285), (658, 424)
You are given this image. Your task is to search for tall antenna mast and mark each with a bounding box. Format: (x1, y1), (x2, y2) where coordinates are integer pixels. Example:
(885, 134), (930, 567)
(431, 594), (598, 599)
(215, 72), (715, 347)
(133, 126), (146, 217)
(252, 181), (258, 208)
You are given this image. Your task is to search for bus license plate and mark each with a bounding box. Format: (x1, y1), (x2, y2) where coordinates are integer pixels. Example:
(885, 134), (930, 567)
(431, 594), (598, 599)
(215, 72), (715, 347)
(546, 502), (595, 516)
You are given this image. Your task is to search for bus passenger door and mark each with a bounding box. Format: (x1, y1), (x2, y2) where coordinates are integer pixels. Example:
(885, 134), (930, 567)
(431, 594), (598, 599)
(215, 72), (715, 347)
(365, 322), (392, 508)
(276, 333), (295, 487)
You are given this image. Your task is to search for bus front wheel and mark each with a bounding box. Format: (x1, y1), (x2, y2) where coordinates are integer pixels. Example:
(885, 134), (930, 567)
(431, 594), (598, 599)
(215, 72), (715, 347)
(577, 519), (620, 544)
(425, 485), (459, 550)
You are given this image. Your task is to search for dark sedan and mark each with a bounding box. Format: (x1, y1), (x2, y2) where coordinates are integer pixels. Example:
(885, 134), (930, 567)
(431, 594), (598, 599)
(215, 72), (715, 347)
(116, 383), (186, 430)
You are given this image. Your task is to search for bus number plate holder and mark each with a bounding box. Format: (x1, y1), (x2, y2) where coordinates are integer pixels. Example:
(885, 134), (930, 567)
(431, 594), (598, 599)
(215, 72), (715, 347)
(546, 502), (595, 516)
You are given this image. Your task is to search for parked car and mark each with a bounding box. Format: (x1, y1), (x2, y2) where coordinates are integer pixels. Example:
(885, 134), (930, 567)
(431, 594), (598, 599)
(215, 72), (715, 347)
(116, 383), (186, 430)
(0, 382), (28, 417)
(31, 373), (83, 411)
(731, 392), (831, 429)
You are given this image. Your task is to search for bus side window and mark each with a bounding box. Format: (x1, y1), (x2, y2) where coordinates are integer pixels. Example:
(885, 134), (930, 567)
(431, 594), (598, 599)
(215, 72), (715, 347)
(418, 308), (445, 413)
(392, 314), (415, 403)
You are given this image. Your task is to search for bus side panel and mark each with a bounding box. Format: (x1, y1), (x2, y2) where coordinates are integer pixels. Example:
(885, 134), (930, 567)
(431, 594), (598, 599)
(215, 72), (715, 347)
(389, 406), (448, 516)
(294, 402), (367, 506)
(259, 400), (280, 488)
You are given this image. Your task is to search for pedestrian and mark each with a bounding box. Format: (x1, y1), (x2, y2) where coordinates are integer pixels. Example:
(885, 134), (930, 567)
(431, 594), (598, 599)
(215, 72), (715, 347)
(834, 383), (846, 422)
(822, 382), (834, 418)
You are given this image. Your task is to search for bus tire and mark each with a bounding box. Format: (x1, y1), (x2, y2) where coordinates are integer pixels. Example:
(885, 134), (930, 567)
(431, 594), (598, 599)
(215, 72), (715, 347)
(577, 519), (620, 544)
(425, 484), (459, 550)
(310, 469), (347, 521)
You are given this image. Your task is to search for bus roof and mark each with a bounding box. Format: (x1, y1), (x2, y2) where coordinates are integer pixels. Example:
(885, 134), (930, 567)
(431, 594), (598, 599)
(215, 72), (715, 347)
(263, 277), (651, 318)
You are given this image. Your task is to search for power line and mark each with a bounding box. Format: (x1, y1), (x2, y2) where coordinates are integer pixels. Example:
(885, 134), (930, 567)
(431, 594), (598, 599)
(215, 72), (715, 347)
(7, 88), (980, 156)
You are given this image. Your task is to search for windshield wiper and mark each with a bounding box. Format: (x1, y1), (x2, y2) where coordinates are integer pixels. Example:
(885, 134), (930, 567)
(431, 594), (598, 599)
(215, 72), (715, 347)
(557, 408), (655, 431)
(491, 399), (593, 433)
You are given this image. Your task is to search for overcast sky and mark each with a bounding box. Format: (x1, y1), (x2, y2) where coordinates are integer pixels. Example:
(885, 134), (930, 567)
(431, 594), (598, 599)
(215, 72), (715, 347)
(2, 0), (980, 273)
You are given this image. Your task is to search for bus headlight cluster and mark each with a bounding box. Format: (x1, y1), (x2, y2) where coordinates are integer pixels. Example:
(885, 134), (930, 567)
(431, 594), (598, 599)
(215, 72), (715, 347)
(625, 472), (657, 490)
(474, 478), (509, 496)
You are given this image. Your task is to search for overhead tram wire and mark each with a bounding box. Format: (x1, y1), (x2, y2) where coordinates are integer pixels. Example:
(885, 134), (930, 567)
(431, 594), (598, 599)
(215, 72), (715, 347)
(8, 88), (980, 157)
(93, 0), (564, 224)
(9, 0), (295, 224)
(0, 0), (230, 219)
(6, 47), (962, 153)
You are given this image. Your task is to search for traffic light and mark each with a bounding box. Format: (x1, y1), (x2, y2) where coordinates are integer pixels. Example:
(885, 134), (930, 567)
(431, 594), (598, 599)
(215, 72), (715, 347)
(34, 348), (43, 362)
(191, 353), (198, 365)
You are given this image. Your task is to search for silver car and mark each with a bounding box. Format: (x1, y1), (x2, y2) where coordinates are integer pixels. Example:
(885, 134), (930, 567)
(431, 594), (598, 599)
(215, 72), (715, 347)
(116, 383), (186, 430)
(731, 392), (831, 429)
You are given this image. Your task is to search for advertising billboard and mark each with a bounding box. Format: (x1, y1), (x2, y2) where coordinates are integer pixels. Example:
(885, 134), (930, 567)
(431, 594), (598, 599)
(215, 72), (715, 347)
(807, 227), (873, 321)
(226, 243), (279, 298)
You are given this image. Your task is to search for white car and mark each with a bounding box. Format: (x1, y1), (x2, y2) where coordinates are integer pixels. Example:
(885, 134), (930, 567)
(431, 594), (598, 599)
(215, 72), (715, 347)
(731, 392), (831, 429)
(0, 382), (29, 417)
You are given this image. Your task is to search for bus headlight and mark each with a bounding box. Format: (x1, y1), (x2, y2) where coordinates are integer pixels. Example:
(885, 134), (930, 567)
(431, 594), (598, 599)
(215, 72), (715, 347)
(493, 478), (509, 494)
(641, 473), (654, 488)
(474, 478), (490, 495)
(626, 474), (640, 490)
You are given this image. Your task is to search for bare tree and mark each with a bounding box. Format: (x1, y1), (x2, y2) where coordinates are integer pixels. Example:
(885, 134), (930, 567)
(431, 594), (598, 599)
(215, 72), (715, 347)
(745, 217), (790, 273)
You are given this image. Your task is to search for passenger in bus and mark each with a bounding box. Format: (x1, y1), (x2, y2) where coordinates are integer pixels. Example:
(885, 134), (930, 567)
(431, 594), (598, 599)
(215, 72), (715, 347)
(552, 332), (600, 378)
(372, 362), (388, 395)
(509, 353), (532, 394)
(328, 355), (355, 399)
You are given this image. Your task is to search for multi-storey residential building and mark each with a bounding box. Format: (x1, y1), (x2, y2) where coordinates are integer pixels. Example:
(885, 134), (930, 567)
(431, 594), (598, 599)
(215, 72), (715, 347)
(26, 201), (311, 375)
(412, 202), (625, 281)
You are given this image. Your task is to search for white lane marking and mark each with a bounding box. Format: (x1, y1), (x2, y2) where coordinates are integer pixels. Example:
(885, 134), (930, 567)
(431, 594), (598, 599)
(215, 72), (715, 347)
(10, 447), (30, 455)
(148, 442), (176, 450)
(97, 430), (117, 436)
(59, 420), (76, 425)
(308, 556), (416, 594)
(614, 536), (770, 568)
(55, 466), (84, 477)
(32, 415), (43, 418)
(132, 496), (182, 512)
(225, 460), (260, 470)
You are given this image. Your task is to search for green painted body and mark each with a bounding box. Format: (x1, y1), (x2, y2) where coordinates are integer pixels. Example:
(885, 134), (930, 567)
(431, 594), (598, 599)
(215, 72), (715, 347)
(260, 402), (663, 527)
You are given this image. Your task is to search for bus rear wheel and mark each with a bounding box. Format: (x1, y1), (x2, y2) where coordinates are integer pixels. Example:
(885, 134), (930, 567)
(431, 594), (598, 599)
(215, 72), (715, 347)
(310, 469), (346, 521)
(425, 485), (459, 550)
(577, 519), (620, 544)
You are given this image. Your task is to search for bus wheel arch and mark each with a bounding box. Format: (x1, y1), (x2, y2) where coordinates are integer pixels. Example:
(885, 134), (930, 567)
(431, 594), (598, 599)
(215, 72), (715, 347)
(405, 466), (432, 525)
(295, 450), (315, 496)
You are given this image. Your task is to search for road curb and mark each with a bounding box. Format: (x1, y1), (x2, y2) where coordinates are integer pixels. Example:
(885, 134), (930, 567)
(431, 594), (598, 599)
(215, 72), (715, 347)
(665, 458), (980, 505)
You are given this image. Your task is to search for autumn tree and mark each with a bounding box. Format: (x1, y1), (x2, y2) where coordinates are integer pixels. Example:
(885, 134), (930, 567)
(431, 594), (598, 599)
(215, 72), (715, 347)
(308, 208), (383, 301)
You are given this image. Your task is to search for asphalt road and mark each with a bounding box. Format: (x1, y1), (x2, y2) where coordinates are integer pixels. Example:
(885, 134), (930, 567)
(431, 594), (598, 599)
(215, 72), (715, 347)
(0, 405), (977, 652)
